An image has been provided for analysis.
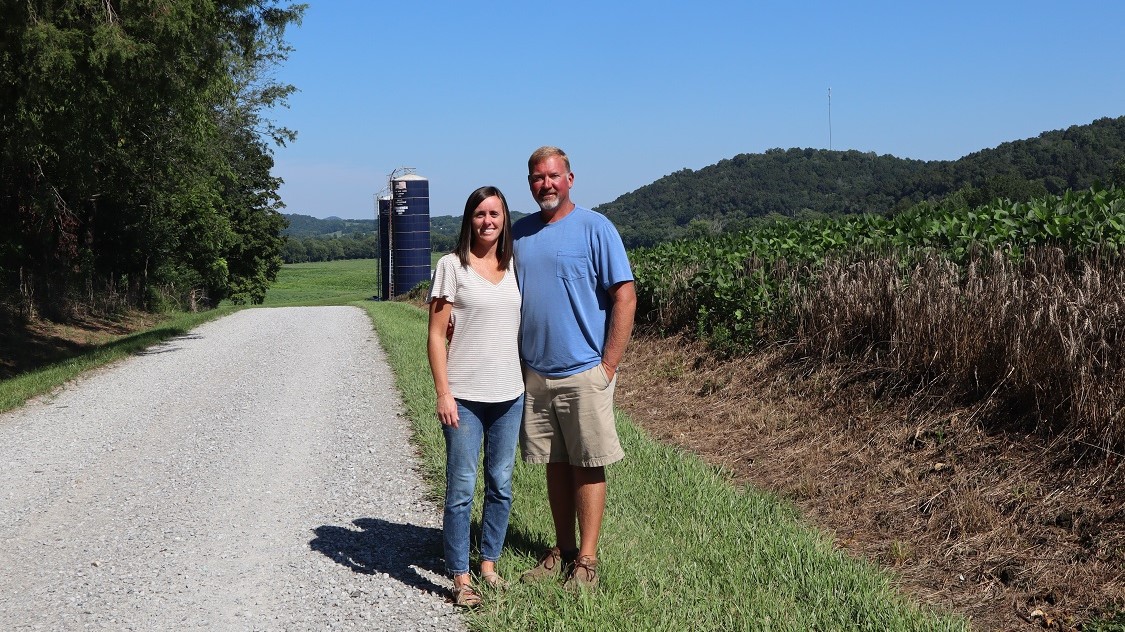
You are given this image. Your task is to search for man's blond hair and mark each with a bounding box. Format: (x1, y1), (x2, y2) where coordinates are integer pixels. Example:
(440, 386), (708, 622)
(528, 146), (571, 173)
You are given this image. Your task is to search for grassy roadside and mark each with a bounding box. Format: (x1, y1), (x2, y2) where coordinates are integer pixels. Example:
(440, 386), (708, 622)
(361, 299), (969, 632)
(0, 307), (237, 414)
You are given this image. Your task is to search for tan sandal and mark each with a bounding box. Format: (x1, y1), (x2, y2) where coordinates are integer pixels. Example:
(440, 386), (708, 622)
(451, 583), (481, 608)
(480, 570), (509, 590)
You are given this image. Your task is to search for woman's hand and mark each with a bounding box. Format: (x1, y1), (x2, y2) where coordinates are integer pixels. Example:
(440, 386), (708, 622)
(436, 393), (459, 428)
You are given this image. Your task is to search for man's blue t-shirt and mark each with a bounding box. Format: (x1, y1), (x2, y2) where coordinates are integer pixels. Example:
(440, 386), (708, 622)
(511, 206), (634, 378)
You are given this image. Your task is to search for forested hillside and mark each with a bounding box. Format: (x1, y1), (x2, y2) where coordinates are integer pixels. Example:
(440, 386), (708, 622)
(283, 215), (376, 238)
(280, 215), (377, 263)
(599, 116), (1125, 248)
(0, 1), (303, 318)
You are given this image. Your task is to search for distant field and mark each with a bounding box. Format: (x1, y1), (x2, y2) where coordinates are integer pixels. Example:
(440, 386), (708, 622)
(262, 255), (444, 307)
(262, 259), (379, 306)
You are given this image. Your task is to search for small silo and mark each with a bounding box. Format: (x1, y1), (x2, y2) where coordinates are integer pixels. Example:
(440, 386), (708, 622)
(377, 195), (392, 300)
(388, 173), (431, 296)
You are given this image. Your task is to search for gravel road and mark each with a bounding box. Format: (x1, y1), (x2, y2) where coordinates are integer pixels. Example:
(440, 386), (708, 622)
(0, 306), (465, 631)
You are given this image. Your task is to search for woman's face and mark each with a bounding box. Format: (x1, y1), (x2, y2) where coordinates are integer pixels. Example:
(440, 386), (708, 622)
(471, 195), (505, 248)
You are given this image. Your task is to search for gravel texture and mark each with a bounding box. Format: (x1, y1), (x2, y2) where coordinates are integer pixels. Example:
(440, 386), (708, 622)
(0, 306), (465, 631)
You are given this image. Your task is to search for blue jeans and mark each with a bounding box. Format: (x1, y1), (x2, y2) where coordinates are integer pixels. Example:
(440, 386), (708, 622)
(443, 395), (523, 576)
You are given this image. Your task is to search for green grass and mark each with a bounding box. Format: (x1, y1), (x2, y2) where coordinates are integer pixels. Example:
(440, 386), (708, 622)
(361, 299), (970, 632)
(260, 258), (380, 306)
(0, 307), (237, 414)
(1088, 613), (1125, 632)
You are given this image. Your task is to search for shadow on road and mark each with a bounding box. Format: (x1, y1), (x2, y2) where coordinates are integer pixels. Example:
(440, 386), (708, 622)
(0, 319), (198, 380)
(309, 517), (447, 594)
(136, 332), (203, 355)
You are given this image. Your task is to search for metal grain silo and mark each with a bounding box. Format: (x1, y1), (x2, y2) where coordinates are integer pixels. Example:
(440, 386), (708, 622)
(389, 174), (431, 296)
(377, 195), (392, 300)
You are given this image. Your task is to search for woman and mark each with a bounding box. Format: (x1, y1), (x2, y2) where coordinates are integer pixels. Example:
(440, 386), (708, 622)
(427, 186), (524, 608)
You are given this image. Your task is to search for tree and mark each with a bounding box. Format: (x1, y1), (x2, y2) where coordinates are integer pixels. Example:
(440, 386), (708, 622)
(1113, 157), (1125, 187)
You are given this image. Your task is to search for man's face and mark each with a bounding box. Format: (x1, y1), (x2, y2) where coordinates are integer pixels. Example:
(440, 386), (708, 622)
(528, 156), (574, 212)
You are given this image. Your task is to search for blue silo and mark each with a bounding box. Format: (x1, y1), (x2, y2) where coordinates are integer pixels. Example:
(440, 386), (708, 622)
(388, 174), (431, 296)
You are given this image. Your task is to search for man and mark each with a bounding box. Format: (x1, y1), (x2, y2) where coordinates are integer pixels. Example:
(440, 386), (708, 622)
(511, 146), (636, 591)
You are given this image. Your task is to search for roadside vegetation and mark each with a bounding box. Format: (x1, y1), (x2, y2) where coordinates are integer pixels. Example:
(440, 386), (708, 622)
(633, 186), (1125, 452)
(0, 257), (379, 412)
(0, 258), (378, 411)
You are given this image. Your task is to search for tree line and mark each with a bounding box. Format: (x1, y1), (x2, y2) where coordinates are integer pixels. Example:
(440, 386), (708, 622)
(277, 213), (516, 264)
(1, 1), (304, 320)
(282, 233), (377, 263)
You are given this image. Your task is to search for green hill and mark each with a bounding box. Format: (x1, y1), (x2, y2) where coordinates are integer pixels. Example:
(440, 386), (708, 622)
(597, 116), (1125, 248)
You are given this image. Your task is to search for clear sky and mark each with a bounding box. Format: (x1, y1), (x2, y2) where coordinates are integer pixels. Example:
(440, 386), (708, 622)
(268, 1), (1125, 219)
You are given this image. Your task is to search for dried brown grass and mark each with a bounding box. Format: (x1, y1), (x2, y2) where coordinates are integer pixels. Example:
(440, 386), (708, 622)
(793, 247), (1125, 452)
(616, 333), (1125, 631)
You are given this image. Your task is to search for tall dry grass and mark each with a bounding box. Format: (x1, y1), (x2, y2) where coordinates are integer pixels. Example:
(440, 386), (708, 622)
(793, 247), (1125, 449)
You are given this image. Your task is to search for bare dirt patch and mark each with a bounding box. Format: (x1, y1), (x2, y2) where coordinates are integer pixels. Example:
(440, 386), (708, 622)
(616, 333), (1124, 632)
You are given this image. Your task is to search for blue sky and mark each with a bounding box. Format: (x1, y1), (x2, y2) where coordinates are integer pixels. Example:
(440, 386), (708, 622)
(268, 1), (1125, 219)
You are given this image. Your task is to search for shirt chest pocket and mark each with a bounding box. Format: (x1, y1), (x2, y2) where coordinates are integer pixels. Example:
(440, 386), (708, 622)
(556, 251), (589, 280)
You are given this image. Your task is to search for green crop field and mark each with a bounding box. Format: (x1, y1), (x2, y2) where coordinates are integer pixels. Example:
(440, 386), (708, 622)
(632, 186), (1125, 349)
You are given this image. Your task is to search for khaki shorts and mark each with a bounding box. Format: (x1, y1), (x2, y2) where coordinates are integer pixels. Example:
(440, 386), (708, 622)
(520, 364), (624, 467)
